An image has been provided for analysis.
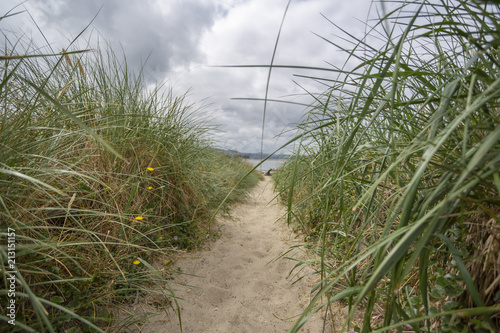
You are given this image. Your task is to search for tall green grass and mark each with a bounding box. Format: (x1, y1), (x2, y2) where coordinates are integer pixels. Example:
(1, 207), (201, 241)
(273, 0), (500, 331)
(0, 15), (260, 332)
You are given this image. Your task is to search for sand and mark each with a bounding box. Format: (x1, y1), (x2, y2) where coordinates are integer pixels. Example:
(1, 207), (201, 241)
(130, 177), (329, 332)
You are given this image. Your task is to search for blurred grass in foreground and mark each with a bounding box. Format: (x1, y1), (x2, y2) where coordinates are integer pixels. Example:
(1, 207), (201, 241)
(273, 0), (500, 332)
(0, 11), (260, 332)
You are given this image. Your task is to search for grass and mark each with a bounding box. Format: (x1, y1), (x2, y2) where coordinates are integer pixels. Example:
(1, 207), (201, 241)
(3, 0), (500, 332)
(0, 12), (260, 332)
(270, 0), (500, 332)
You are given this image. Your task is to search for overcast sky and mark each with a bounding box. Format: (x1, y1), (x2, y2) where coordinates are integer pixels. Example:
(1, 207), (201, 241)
(1, 0), (374, 154)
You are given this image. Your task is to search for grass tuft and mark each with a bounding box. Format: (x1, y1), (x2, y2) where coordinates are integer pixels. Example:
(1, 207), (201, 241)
(0, 15), (260, 332)
(273, 0), (500, 331)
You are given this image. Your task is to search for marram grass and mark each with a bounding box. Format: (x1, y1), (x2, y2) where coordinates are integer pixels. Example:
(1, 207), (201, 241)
(272, 0), (500, 332)
(0, 16), (260, 332)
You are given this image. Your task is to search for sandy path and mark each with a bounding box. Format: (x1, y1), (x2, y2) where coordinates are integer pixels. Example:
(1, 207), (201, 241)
(139, 178), (327, 332)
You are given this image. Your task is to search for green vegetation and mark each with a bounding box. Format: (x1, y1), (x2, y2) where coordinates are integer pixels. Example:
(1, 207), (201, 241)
(273, 0), (500, 332)
(0, 16), (260, 332)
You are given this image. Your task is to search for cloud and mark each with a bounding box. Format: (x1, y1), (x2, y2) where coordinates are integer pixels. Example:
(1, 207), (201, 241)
(1, 0), (373, 153)
(172, 0), (372, 152)
(2, 0), (220, 81)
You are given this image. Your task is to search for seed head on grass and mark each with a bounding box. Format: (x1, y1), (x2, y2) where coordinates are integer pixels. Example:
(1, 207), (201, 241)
(77, 58), (85, 79)
(61, 48), (73, 68)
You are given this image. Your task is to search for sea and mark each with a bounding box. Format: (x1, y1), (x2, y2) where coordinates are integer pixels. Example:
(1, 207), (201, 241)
(245, 159), (287, 171)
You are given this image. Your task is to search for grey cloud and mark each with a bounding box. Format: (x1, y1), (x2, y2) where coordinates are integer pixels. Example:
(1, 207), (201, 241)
(21, 0), (219, 82)
(1, 0), (373, 154)
(210, 98), (305, 152)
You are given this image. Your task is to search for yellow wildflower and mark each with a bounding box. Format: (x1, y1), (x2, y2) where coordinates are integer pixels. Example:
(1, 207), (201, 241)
(146, 167), (154, 171)
(133, 260), (141, 265)
(135, 216), (144, 220)
(147, 186), (153, 190)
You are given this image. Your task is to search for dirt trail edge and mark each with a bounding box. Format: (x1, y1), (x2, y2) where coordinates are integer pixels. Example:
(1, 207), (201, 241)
(139, 178), (329, 332)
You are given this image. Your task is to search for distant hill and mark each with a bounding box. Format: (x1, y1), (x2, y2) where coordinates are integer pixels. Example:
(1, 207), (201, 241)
(214, 148), (289, 160)
(238, 152), (290, 160)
